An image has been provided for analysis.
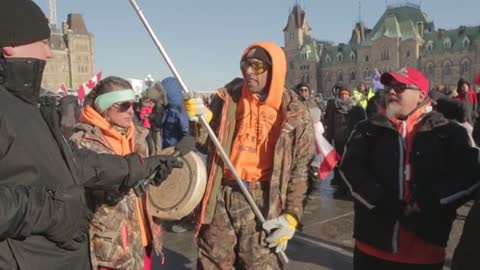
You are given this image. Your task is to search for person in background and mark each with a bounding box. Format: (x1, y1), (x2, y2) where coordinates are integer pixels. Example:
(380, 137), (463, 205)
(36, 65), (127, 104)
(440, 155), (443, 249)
(352, 82), (375, 109)
(0, 1), (179, 269)
(341, 67), (480, 270)
(71, 76), (177, 270)
(159, 76), (193, 233)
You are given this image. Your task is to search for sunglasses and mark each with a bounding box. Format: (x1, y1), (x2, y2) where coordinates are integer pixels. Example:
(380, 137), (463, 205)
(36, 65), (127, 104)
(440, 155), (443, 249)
(387, 84), (421, 93)
(240, 59), (268, 75)
(299, 88), (309, 92)
(113, 101), (136, 112)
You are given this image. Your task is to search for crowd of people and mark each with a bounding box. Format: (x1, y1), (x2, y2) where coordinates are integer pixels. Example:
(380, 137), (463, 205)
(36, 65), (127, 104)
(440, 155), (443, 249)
(2, 1), (480, 270)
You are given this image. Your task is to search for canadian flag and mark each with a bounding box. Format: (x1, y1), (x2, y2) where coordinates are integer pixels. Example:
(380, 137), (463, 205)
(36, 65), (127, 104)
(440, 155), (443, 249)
(311, 122), (341, 180)
(76, 71), (102, 105)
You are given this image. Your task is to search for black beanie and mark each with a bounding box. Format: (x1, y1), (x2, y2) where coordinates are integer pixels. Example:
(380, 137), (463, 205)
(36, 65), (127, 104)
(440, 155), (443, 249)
(242, 47), (272, 66)
(0, 0), (51, 47)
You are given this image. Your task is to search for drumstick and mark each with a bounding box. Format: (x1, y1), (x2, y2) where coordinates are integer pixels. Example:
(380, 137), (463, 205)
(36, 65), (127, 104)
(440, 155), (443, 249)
(128, 0), (289, 264)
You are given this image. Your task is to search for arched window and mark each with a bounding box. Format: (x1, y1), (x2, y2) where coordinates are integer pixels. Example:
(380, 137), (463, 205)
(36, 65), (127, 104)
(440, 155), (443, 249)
(463, 37), (471, 48)
(350, 71), (356, 81)
(442, 61), (452, 83)
(425, 63), (434, 79)
(306, 75), (310, 83)
(337, 71), (344, 82)
(443, 38), (452, 49)
(336, 53), (344, 62)
(365, 55), (369, 62)
(461, 59), (471, 75)
(325, 55), (331, 63)
(426, 41), (433, 51)
(326, 72), (332, 82)
(364, 67), (370, 79)
(350, 52), (356, 60)
(381, 47), (390, 60)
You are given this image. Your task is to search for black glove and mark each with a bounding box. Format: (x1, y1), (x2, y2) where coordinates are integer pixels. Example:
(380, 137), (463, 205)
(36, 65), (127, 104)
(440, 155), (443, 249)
(33, 185), (93, 250)
(151, 155), (183, 186)
(123, 154), (183, 190)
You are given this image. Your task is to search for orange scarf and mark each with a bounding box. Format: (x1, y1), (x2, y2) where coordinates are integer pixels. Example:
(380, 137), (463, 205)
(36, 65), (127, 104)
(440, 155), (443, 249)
(80, 105), (135, 155)
(225, 42), (286, 182)
(80, 105), (149, 247)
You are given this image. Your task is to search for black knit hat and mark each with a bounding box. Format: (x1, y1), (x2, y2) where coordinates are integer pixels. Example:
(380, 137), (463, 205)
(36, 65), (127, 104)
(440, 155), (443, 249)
(242, 47), (272, 66)
(0, 0), (51, 47)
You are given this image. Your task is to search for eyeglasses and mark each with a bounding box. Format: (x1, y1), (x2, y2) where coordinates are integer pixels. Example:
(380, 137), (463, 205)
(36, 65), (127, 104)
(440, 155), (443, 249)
(240, 59), (268, 75)
(113, 101), (136, 112)
(299, 88), (309, 92)
(387, 84), (421, 93)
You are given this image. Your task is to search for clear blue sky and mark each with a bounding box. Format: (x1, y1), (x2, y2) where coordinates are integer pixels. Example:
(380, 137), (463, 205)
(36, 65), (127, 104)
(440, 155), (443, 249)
(35, 0), (480, 91)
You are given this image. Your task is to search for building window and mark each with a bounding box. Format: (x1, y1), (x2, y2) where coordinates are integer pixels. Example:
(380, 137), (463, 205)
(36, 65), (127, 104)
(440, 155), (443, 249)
(463, 38), (471, 48)
(426, 41), (433, 51)
(325, 55), (331, 63)
(336, 53), (343, 62)
(406, 51), (410, 58)
(306, 75), (310, 83)
(337, 71), (344, 82)
(461, 59), (471, 75)
(426, 63), (434, 79)
(443, 61), (452, 83)
(350, 52), (356, 60)
(443, 38), (452, 49)
(350, 71), (356, 81)
(364, 68), (370, 79)
(381, 47), (390, 61)
(365, 55), (369, 62)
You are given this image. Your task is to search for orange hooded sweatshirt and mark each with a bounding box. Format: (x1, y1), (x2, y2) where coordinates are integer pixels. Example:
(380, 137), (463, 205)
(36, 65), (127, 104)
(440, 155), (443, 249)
(224, 42), (286, 182)
(80, 105), (150, 247)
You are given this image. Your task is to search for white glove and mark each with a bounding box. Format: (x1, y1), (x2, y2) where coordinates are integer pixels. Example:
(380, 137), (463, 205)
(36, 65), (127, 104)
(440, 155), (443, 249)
(183, 97), (212, 123)
(262, 214), (297, 253)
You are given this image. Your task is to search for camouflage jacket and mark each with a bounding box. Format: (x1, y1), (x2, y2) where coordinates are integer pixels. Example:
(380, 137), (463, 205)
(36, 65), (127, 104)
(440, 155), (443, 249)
(70, 124), (160, 270)
(197, 81), (314, 226)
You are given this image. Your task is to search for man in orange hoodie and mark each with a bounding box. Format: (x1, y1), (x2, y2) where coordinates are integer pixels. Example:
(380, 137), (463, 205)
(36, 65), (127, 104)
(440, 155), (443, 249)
(184, 42), (314, 269)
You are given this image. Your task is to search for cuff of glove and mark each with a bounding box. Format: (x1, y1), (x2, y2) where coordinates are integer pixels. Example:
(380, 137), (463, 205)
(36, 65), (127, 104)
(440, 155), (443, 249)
(282, 213), (298, 228)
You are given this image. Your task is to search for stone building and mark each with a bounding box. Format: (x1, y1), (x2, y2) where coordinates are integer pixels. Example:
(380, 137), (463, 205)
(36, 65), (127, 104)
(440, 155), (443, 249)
(42, 14), (95, 91)
(283, 3), (480, 98)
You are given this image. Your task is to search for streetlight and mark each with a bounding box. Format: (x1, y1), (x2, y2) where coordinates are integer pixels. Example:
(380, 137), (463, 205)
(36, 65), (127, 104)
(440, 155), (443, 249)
(144, 74), (154, 89)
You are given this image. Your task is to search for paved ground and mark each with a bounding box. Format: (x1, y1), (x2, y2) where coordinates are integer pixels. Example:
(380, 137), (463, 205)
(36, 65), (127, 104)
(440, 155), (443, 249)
(152, 176), (470, 269)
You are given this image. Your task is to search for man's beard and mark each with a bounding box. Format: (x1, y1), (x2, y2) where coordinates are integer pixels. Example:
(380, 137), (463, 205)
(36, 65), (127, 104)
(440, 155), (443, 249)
(386, 102), (402, 119)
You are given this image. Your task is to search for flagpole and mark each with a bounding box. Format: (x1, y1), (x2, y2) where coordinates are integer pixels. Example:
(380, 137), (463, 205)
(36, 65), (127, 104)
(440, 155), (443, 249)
(127, 0), (289, 265)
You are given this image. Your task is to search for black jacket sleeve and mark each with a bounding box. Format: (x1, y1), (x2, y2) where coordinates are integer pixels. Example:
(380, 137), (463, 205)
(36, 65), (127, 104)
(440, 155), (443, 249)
(0, 185), (56, 240)
(69, 142), (130, 190)
(425, 124), (480, 209)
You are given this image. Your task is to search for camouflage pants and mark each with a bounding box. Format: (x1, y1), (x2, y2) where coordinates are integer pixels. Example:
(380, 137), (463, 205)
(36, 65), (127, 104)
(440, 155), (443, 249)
(197, 185), (281, 270)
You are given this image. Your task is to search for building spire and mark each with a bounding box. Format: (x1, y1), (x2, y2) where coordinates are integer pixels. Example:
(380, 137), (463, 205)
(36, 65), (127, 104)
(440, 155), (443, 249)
(358, 1), (362, 23)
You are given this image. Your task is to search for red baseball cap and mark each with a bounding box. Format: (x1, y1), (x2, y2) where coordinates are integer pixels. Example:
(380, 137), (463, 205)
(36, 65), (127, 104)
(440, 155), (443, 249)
(381, 67), (429, 95)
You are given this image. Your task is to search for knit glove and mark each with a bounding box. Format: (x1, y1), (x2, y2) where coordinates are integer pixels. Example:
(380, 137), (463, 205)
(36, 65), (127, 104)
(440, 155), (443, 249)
(183, 97), (212, 123)
(262, 214), (298, 253)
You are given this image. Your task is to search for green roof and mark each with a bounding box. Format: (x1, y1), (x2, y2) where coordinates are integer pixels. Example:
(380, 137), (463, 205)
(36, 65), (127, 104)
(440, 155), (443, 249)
(363, 5), (428, 45)
(295, 41), (320, 62)
(421, 26), (480, 53)
(320, 43), (358, 65)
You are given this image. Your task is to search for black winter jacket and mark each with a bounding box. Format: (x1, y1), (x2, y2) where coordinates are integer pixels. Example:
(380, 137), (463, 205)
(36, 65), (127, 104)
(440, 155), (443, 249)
(340, 110), (480, 253)
(0, 58), (136, 270)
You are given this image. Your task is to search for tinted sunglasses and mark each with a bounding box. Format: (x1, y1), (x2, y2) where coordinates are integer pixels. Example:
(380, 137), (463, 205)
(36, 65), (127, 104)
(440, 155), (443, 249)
(387, 84), (421, 93)
(299, 88), (309, 92)
(240, 59), (269, 75)
(113, 101), (136, 112)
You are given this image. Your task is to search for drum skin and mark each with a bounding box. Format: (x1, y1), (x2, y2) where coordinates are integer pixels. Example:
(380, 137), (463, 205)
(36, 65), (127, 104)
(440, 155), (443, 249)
(147, 147), (207, 220)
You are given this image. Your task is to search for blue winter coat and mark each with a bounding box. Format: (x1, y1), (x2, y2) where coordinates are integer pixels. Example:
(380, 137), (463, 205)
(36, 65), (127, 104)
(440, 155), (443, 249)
(160, 77), (190, 148)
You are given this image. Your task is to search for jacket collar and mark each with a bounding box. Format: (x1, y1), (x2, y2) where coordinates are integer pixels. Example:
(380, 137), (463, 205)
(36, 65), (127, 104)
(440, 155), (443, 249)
(370, 110), (449, 132)
(0, 57), (45, 104)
